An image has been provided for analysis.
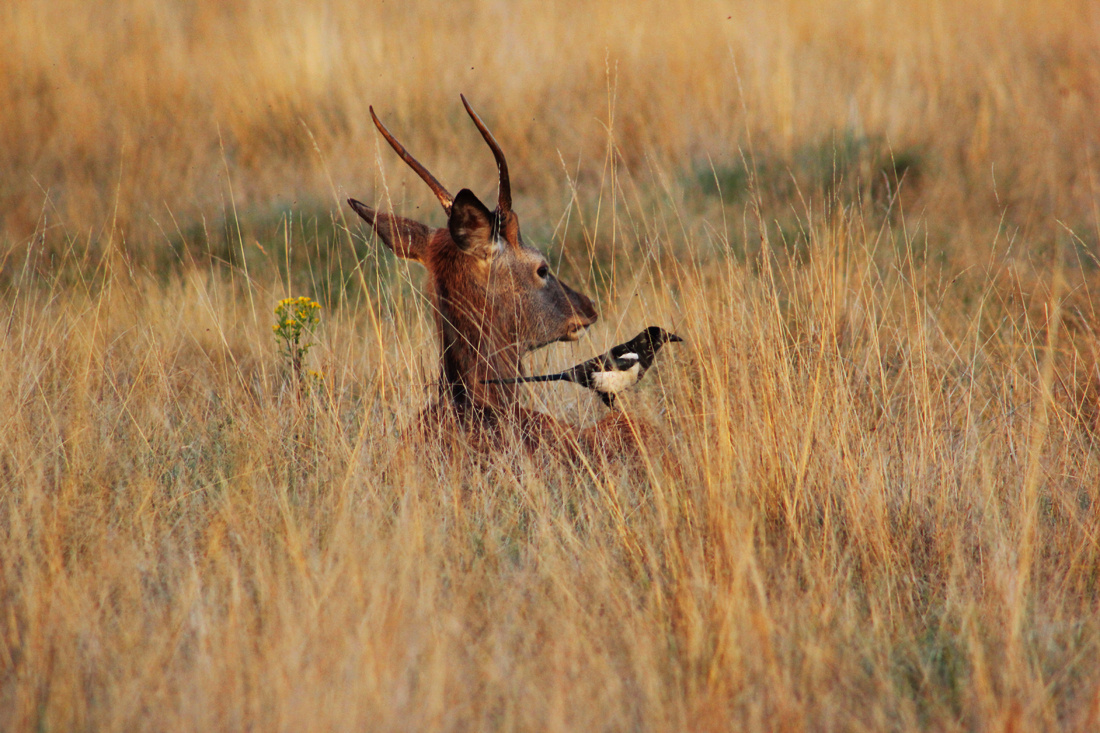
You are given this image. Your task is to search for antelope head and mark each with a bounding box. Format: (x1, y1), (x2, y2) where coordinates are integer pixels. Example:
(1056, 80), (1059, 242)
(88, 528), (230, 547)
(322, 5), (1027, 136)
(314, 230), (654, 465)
(348, 95), (598, 412)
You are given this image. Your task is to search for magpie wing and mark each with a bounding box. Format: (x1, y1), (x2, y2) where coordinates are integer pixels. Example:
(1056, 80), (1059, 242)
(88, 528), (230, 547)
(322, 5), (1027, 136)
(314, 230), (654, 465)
(609, 351), (640, 371)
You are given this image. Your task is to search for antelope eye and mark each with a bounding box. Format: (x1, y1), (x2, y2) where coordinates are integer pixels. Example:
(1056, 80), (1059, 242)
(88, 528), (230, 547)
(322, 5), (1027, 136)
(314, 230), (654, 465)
(536, 264), (549, 279)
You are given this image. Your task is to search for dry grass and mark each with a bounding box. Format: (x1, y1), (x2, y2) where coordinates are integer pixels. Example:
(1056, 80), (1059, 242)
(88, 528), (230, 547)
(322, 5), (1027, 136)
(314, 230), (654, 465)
(4, 0), (1100, 730)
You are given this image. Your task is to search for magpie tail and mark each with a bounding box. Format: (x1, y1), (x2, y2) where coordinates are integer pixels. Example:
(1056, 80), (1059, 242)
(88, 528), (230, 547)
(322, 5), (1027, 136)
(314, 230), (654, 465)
(484, 373), (568, 384)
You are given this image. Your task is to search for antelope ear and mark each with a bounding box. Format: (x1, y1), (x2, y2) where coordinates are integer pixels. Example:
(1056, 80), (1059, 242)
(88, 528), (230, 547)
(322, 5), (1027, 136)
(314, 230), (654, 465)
(348, 199), (431, 262)
(447, 188), (496, 260)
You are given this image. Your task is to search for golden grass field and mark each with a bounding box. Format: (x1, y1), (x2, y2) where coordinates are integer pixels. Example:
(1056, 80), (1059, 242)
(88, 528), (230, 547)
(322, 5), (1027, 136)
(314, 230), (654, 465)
(4, 0), (1100, 729)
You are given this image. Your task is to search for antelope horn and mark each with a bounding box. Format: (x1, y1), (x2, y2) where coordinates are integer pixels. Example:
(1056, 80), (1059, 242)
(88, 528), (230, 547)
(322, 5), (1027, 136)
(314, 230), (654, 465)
(370, 106), (454, 215)
(460, 94), (511, 215)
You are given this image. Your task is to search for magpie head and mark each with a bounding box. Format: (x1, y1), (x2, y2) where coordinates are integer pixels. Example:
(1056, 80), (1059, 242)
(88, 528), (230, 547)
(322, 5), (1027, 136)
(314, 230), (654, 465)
(639, 326), (684, 349)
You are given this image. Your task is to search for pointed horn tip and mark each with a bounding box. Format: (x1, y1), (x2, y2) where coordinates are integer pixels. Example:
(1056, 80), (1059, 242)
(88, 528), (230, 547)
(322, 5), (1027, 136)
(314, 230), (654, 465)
(459, 95), (512, 213)
(368, 105), (455, 215)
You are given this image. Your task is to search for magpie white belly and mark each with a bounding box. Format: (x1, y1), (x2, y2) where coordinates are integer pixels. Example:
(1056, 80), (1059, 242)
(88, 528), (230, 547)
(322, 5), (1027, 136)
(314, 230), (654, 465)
(592, 363), (641, 394)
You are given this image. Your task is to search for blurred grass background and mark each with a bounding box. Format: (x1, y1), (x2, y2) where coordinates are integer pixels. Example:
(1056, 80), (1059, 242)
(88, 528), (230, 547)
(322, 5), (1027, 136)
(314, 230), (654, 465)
(4, 0), (1098, 254)
(3, 0), (1100, 730)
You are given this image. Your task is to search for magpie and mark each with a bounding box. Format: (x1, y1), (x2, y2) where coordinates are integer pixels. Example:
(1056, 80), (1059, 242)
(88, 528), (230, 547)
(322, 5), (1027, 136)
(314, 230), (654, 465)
(486, 326), (684, 408)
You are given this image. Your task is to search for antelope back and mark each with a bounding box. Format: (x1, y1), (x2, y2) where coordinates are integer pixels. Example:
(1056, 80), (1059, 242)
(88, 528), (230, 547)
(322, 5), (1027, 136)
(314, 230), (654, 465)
(348, 96), (598, 409)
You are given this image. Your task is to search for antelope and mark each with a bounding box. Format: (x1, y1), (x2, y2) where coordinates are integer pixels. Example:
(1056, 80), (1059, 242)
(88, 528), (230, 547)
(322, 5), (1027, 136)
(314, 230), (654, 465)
(349, 96), (639, 449)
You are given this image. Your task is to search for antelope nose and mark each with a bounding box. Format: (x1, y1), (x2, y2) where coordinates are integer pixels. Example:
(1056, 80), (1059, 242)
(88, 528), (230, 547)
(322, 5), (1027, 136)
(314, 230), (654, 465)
(574, 293), (598, 324)
(561, 294), (597, 341)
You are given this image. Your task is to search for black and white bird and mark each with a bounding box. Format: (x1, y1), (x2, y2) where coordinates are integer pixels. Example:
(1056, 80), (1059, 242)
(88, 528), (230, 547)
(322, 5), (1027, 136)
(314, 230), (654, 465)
(486, 326), (684, 408)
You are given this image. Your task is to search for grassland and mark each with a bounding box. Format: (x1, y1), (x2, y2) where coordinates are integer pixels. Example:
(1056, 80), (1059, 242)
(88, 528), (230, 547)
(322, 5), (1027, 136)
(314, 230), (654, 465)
(3, 0), (1100, 730)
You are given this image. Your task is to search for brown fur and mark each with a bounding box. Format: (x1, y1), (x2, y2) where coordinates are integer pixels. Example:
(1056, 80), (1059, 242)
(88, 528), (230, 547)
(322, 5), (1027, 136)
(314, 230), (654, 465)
(349, 99), (654, 453)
